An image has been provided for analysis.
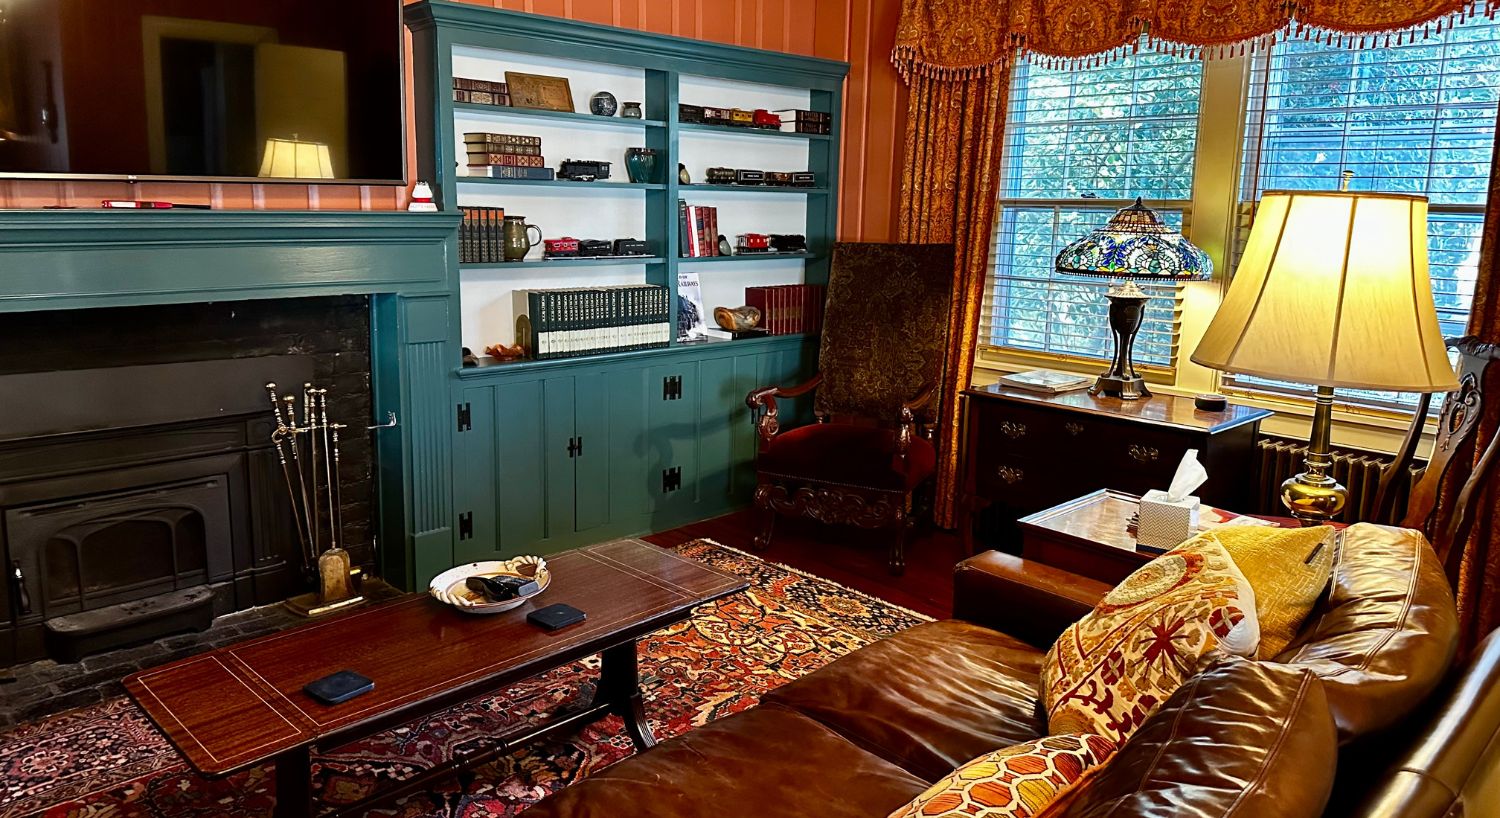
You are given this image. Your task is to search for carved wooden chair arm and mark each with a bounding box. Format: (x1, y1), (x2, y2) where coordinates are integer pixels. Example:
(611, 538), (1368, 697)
(746, 373), (823, 446)
(898, 382), (941, 457)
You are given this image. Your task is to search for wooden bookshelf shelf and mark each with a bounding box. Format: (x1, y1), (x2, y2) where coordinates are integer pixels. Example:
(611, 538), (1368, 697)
(683, 184), (829, 195)
(453, 101), (667, 129)
(456, 177), (667, 190)
(677, 122), (831, 141)
(460, 257), (667, 269)
(678, 253), (816, 264)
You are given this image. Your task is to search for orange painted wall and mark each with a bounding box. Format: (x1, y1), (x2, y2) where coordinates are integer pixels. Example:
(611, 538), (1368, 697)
(0, 0), (905, 241)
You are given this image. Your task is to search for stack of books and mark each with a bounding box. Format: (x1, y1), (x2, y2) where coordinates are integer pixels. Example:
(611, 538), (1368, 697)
(745, 284), (825, 335)
(512, 285), (671, 359)
(459, 206), (506, 264)
(453, 77), (510, 107)
(464, 132), (554, 181)
(678, 200), (720, 257)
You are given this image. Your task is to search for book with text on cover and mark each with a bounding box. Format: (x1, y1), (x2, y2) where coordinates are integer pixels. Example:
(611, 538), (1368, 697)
(997, 369), (1092, 394)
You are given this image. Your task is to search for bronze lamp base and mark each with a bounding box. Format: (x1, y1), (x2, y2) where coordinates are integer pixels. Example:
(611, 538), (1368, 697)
(1090, 282), (1151, 401)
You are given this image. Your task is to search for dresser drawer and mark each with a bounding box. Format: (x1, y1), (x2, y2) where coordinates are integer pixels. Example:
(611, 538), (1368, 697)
(973, 401), (1090, 462)
(1091, 419), (1205, 481)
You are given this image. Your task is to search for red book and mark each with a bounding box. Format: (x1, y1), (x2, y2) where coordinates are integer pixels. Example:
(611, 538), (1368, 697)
(746, 286), (767, 330)
(707, 207), (720, 257)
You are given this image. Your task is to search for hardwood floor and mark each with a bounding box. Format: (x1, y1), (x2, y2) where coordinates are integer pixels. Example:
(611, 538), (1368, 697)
(645, 509), (969, 620)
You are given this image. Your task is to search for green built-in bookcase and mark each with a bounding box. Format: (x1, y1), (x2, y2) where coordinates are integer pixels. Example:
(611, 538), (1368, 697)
(402, 1), (847, 580)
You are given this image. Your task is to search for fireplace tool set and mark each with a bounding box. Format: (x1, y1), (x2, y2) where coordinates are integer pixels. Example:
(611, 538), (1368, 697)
(266, 382), (365, 617)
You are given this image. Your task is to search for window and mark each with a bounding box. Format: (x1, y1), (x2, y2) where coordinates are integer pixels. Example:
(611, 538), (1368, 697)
(1232, 16), (1500, 408)
(985, 47), (1203, 367)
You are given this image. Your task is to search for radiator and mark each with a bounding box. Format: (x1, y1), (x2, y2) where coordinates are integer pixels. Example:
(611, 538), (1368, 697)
(1254, 438), (1423, 524)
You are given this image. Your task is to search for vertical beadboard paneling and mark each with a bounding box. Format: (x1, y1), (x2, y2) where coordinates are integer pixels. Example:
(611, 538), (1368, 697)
(0, 0), (902, 233)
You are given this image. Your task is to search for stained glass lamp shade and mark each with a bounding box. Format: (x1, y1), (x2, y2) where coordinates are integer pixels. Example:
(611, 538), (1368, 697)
(1054, 198), (1213, 399)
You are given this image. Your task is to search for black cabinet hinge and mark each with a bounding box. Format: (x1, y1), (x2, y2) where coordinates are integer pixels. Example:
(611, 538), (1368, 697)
(662, 374), (683, 401)
(661, 466), (682, 493)
(457, 402), (472, 432)
(567, 436), (581, 458)
(457, 511), (473, 540)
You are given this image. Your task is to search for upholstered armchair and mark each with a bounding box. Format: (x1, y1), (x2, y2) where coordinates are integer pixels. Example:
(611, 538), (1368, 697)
(745, 242), (955, 574)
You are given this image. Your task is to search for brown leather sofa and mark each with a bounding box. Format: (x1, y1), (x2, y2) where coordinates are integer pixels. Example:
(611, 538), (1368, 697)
(526, 527), (1499, 818)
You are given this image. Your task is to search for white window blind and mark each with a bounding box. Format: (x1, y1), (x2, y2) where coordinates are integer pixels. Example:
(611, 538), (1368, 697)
(1233, 15), (1500, 409)
(986, 47), (1203, 367)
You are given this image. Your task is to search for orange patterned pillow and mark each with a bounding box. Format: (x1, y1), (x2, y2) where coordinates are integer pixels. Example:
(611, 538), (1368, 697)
(887, 734), (1117, 818)
(1041, 537), (1260, 743)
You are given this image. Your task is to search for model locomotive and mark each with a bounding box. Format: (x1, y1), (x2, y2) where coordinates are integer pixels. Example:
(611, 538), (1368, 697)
(558, 159), (612, 181)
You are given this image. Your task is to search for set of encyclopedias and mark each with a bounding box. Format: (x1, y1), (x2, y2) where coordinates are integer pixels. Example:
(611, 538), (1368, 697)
(512, 285), (671, 359)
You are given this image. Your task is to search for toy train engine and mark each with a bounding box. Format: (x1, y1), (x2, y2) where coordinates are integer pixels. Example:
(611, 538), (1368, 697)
(543, 237), (580, 258)
(705, 167), (738, 185)
(559, 159), (612, 181)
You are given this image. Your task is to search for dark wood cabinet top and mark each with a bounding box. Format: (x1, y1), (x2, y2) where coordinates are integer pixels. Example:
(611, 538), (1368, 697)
(965, 383), (1271, 434)
(124, 539), (746, 776)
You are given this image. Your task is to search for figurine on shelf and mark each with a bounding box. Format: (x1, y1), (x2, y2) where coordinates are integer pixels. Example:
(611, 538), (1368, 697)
(485, 342), (526, 360)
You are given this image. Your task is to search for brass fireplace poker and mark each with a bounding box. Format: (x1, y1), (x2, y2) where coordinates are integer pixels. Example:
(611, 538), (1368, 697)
(267, 382), (362, 617)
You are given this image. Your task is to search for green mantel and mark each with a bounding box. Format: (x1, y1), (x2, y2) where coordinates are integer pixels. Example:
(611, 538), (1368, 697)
(0, 209), (459, 313)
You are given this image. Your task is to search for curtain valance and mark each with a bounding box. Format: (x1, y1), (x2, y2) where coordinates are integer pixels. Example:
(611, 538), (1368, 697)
(893, 0), (1494, 78)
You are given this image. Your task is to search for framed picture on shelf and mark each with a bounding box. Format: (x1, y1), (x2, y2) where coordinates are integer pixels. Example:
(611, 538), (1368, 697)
(677, 271), (708, 342)
(504, 71), (574, 112)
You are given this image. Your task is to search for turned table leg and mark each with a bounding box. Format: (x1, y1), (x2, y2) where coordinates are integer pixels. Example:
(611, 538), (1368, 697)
(598, 641), (656, 751)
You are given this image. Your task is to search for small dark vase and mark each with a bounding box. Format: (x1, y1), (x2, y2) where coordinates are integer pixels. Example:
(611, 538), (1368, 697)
(624, 147), (657, 184)
(621, 102), (643, 119)
(589, 91), (618, 116)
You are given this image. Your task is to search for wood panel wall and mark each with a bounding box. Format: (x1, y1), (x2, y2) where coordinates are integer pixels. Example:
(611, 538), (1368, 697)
(0, 0), (905, 242)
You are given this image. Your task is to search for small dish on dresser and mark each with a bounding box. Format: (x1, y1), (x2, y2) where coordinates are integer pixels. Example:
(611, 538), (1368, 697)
(428, 555), (549, 614)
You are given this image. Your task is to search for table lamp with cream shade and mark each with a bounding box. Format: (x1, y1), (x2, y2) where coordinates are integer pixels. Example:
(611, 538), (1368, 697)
(258, 135), (334, 180)
(1192, 184), (1459, 525)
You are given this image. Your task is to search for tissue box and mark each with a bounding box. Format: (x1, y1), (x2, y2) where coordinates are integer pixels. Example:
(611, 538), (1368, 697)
(1137, 489), (1200, 552)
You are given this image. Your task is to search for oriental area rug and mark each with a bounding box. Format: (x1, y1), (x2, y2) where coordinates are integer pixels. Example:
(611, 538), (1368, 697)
(0, 540), (927, 818)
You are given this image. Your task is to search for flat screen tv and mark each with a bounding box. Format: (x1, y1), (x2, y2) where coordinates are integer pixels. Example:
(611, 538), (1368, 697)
(0, 0), (405, 184)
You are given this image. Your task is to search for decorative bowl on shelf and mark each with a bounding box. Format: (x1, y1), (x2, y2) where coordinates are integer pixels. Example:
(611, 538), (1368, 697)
(428, 555), (550, 614)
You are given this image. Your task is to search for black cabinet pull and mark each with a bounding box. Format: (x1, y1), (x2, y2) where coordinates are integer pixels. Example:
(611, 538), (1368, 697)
(11, 560), (29, 615)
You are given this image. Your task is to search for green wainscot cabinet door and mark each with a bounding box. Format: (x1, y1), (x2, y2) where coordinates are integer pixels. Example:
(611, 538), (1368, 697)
(572, 373), (614, 534)
(695, 351), (764, 505)
(646, 362), (699, 522)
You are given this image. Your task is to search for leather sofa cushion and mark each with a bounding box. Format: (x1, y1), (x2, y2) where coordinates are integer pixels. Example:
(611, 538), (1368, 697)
(763, 619), (1046, 781)
(521, 704), (928, 818)
(758, 423), (936, 490)
(1277, 524), (1458, 743)
(1049, 658), (1338, 818)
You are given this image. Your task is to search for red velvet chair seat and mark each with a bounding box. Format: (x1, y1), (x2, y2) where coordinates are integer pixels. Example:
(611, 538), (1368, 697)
(758, 424), (936, 491)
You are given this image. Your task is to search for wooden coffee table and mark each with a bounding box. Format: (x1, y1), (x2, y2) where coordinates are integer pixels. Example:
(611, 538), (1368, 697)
(123, 539), (747, 818)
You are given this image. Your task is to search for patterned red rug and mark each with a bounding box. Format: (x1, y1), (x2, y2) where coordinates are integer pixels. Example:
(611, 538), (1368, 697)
(0, 540), (927, 818)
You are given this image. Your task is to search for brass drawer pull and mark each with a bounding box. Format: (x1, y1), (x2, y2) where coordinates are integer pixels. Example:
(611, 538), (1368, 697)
(1064, 422), (1084, 436)
(997, 465), (1024, 485)
(998, 421), (1027, 440)
(1127, 444), (1160, 463)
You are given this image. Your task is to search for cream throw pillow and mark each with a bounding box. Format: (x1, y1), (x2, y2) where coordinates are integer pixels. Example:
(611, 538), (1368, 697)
(1042, 537), (1259, 742)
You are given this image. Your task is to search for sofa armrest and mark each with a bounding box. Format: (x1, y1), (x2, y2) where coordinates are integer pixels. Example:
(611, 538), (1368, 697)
(953, 551), (1109, 650)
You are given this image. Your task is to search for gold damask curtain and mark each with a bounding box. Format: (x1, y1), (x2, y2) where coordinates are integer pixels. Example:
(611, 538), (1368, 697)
(893, 0), (1488, 77)
(899, 70), (1009, 528)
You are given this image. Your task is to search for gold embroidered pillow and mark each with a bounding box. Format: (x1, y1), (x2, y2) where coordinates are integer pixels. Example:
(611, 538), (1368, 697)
(887, 734), (1116, 818)
(1042, 537), (1259, 742)
(1204, 525), (1335, 658)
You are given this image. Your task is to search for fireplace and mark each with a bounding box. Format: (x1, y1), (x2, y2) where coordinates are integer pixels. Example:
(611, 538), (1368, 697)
(0, 297), (373, 665)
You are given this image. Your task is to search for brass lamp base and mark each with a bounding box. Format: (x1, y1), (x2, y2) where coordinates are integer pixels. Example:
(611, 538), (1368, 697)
(1280, 384), (1348, 526)
(1090, 282), (1152, 401)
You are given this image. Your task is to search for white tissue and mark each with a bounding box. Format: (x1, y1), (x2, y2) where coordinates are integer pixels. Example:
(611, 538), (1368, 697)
(1164, 449), (1208, 502)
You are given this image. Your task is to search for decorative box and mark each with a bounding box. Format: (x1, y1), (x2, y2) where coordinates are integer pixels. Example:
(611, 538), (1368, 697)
(612, 238), (648, 256)
(578, 239), (612, 257)
(678, 103), (705, 123)
(543, 237), (579, 258)
(558, 159), (611, 181)
(705, 167), (737, 184)
(734, 169), (765, 185)
(1136, 489), (1200, 551)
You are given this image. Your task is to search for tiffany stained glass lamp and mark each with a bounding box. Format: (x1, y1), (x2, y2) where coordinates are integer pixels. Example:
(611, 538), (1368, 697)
(1054, 198), (1213, 399)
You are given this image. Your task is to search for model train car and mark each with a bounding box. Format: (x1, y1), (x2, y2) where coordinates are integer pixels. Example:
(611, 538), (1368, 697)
(736, 233), (771, 253)
(543, 237), (580, 258)
(558, 159), (612, 181)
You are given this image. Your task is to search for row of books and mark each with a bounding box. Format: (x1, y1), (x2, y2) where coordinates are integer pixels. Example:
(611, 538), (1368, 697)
(746, 284), (826, 336)
(512, 285), (671, 359)
(453, 77), (510, 107)
(459, 206), (507, 264)
(679, 201), (721, 258)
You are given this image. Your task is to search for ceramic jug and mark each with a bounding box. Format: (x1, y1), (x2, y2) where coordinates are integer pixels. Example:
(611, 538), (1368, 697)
(503, 215), (543, 261)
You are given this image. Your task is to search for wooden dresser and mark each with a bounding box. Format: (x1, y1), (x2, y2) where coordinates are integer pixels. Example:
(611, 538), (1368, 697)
(959, 384), (1272, 552)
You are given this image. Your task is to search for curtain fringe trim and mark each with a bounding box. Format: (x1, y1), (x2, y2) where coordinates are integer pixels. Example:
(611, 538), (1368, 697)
(892, 0), (1499, 79)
